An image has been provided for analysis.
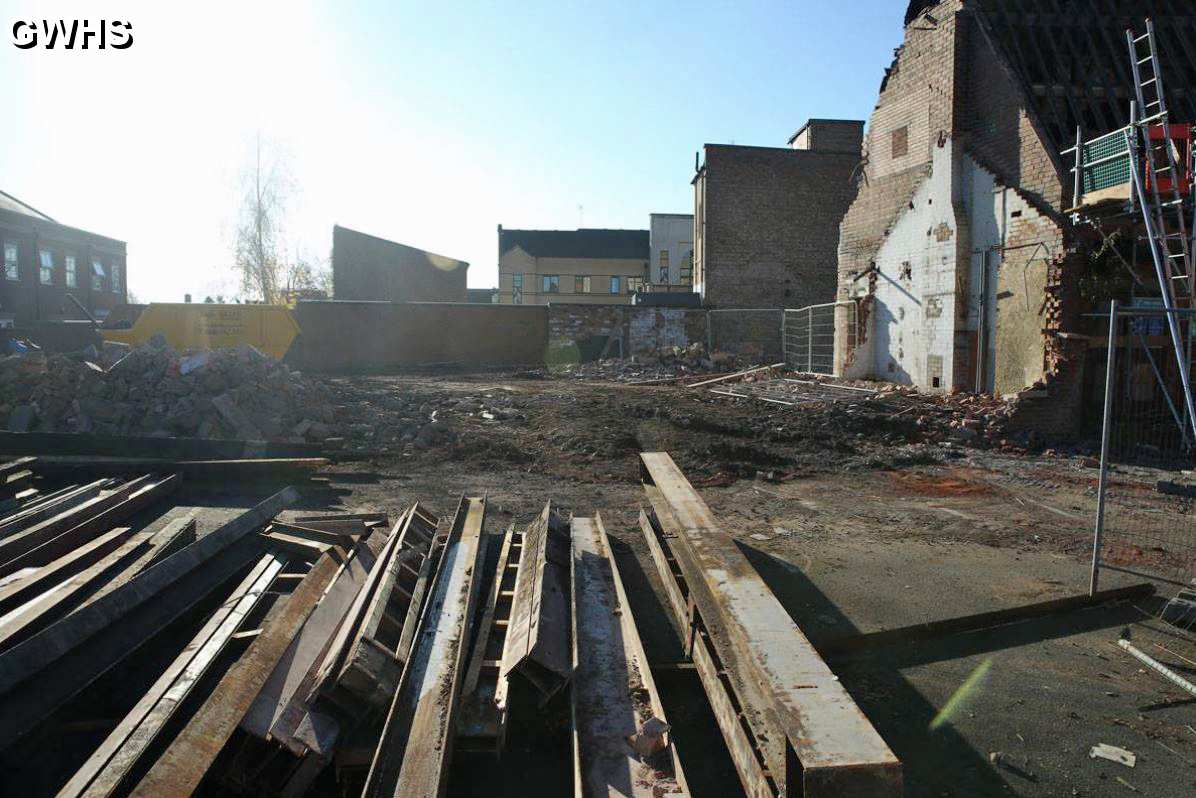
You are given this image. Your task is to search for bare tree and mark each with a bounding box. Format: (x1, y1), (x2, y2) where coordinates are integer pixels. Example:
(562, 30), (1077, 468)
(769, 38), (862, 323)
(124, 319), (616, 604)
(233, 134), (293, 303)
(282, 249), (333, 299)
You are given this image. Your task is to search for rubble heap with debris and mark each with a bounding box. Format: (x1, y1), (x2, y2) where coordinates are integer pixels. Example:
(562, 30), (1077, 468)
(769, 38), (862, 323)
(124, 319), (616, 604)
(0, 338), (340, 442)
(556, 343), (754, 382)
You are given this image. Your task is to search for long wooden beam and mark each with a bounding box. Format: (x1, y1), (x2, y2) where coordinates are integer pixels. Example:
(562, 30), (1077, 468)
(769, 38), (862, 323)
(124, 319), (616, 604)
(0, 487), (299, 750)
(639, 506), (777, 798)
(0, 479), (113, 539)
(571, 514), (688, 797)
(0, 518), (197, 652)
(640, 452), (902, 797)
(1, 474), (179, 575)
(28, 457), (329, 481)
(0, 476), (157, 574)
(362, 496), (486, 798)
(55, 553), (285, 798)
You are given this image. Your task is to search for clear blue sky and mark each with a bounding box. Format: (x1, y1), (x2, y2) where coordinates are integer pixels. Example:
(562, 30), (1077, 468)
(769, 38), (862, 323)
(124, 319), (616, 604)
(0, 0), (905, 299)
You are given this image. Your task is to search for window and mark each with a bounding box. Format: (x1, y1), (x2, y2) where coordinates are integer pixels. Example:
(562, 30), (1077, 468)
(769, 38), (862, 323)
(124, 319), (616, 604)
(3, 243), (16, 281)
(92, 259), (107, 291)
(609, 276), (621, 294)
(39, 249), (54, 284)
(111, 262), (122, 293)
(511, 273), (523, 304)
(574, 275), (593, 294)
(542, 275), (559, 293)
(65, 255), (77, 287)
(891, 125), (909, 158)
(628, 277), (645, 294)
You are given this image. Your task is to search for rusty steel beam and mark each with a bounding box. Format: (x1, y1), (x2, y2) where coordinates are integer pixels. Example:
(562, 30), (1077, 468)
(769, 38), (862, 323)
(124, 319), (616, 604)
(0, 487), (299, 751)
(56, 553), (285, 798)
(130, 545), (346, 796)
(571, 514), (689, 798)
(498, 503), (570, 703)
(362, 496), (486, 798)
(640, 452), (902, 797)
(639, 506), (777, 798)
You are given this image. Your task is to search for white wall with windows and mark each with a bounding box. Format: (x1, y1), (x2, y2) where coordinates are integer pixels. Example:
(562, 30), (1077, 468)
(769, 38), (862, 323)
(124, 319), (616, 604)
(648, 213), (694, 289)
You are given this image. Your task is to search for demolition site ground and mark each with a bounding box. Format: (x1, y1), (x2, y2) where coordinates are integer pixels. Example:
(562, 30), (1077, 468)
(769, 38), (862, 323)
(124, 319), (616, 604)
(3, 372), (1192, 798)
(271, 375), (1196, 797)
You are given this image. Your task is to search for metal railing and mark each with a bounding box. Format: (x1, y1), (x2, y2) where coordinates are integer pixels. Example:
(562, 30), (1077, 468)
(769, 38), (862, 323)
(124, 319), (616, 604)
(782, 301), (857, 375)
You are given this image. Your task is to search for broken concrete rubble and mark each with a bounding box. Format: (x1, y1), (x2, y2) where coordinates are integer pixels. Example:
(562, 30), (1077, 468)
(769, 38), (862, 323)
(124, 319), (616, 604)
(0, 342), (339, 443)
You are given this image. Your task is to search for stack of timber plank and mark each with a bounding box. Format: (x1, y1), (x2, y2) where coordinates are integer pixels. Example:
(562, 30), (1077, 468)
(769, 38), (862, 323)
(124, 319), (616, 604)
(0, 450), (903, 798)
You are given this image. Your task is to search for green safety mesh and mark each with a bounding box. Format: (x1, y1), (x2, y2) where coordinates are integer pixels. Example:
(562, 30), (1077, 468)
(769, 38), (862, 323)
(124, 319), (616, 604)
(1080, 130), (1132, 193)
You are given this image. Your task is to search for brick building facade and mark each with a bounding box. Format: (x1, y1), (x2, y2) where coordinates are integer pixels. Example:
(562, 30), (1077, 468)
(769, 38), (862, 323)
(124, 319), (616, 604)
(0, 190), (127, 326)
(693, 119), (862, 309)
(332, 225), (468, 303)
(835, 1), (1196, 429)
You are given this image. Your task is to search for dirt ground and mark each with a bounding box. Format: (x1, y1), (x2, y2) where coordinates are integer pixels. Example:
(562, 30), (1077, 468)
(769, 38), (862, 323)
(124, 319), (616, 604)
(286, 373), (1195, 798)
(12, 372), (1192, 798)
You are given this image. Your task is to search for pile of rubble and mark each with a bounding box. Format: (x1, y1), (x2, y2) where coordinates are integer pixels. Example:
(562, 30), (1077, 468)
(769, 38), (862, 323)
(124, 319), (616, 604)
(0, 338), (340, 443)
(875, 383), (1043, 450)
(556, 343), (750, 382)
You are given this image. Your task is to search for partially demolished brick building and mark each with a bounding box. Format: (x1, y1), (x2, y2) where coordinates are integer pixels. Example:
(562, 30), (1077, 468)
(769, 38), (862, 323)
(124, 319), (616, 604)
(836, 0), (1196, 429)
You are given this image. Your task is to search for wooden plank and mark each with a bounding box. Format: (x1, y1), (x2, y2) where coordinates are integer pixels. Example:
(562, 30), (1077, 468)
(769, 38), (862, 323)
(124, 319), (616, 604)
(639, 506), (776, 798)
(0, 525), (137, 618)
(0, 457), (35, 476)
(0, 431), (323, 460)
(0, 518), (198, 652)
(242, 536), (383, 755)
(0, 474), (179, 577)
(55, 554), (284, 798)
(293, 512), (389, 526)
(0, 476), (155, 574)
(457, 523), (517, 748)
(571, 515), (688, 797)
(262, 529), (332, 556)
(687, 363), (785, 389)
(28, 456), (328, 481)
(362, 497), (487, 798)
(0, 487), (299, 750)
(640, 452), (902, 796)
(270, 520), (363, 547)
(499, 503), (570, 700)
(319, 505), (439, 714)
(0, 480), (112, 539)
(130, 545), (346, 796)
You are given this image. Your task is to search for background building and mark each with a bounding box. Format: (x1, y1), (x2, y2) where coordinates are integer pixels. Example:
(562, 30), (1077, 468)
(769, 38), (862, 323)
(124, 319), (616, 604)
(332, 225), (468, 303)
(496, 226), (649, 305)
(647, 213), (694, 290)
(692, 119), (863, 309)
(0, 190), (127, 327)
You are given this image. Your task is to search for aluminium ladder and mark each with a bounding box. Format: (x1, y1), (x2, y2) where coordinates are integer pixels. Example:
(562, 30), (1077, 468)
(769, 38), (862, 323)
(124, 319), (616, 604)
(1125, 19), (1196, 443)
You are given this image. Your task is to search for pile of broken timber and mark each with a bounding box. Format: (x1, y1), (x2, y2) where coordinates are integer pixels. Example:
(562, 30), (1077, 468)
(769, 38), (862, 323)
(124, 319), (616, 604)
(0, 451), (902, 797)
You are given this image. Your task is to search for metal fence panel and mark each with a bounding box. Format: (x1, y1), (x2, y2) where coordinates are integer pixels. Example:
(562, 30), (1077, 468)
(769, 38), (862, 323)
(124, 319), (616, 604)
(1092, 303), (1196, 597)
(783, 302), (856, 375)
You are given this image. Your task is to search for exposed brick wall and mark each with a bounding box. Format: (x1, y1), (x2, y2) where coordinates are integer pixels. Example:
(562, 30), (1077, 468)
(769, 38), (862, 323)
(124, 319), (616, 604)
(960, 12), (1066, 212)
(794, 121), (865, 155)
(700, 145), (858, 309)
(547, 304), (779, 363)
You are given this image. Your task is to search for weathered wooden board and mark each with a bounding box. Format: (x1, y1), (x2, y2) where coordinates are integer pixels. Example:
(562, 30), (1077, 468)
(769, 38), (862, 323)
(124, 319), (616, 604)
(640, 452), (901, 796)
(571, 515), (688, 798)
(362, 497), (486, 798)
